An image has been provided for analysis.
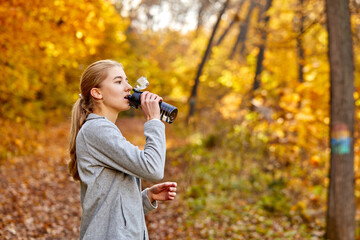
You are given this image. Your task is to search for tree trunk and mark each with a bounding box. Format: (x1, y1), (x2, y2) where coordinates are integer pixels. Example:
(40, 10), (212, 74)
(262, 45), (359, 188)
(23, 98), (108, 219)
(229, 1), (256, 59)
(216, 14), (238, 46)
(325, 0), (355, 239)
(296, 0), (305, 83)
(252, 0), (273, 92)
(216, 0), (246, 46)
(195, 0), (211, 37)
(187, 0), (230, 122)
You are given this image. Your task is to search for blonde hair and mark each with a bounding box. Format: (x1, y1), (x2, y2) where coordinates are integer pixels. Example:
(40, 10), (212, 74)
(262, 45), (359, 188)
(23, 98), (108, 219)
(68, 59), (123, 181)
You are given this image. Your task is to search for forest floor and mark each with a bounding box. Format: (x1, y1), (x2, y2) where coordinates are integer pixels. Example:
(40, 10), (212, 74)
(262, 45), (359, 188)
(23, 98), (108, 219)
(1, 117), (355, 239)
(0, 118), (186, 240)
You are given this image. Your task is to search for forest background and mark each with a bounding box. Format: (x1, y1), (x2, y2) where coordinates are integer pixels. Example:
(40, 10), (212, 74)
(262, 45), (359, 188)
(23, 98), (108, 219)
(1, 0), (360, 239)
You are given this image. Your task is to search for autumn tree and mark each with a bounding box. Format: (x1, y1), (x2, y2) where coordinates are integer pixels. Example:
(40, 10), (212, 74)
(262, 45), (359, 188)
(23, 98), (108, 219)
(295, 0), (305, 83)
(252, 0), (273, 92)
(215, 0), (245, 46)
(325, 0), (356, 239)
(187, 0), (230, 122)
(0, 0), (128, 123)
(229, 0), (256, 59)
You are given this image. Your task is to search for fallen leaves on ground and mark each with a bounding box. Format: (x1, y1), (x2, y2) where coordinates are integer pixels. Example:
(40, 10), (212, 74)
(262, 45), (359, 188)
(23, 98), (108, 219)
(0, 118), (185, 239)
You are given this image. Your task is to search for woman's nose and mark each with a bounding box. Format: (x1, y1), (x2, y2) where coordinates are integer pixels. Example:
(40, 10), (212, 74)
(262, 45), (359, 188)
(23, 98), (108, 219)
(126, 82), (133, 90)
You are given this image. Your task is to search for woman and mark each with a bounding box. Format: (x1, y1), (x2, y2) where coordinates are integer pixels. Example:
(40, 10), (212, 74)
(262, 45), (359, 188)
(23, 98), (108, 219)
(68, 59), (176, 239)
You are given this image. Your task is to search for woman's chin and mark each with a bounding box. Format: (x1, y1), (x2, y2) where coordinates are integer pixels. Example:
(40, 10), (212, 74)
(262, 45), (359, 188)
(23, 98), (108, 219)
(120, 105), (131, 112)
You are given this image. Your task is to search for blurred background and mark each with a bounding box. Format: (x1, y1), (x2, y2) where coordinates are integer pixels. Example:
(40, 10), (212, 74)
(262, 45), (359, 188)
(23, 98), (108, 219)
(1, 0), (360, 239)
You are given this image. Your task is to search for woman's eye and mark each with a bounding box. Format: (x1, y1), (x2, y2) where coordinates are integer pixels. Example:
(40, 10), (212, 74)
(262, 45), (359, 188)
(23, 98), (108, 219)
(115, 81), (122, 84)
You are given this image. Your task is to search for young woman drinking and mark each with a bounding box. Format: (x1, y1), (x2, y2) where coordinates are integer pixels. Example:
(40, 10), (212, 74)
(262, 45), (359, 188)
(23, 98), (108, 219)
(68, 59), (176, 239)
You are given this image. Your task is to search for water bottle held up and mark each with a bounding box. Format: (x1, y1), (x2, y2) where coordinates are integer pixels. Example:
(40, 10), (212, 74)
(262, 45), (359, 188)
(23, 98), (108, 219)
(126, 77), (178, 124)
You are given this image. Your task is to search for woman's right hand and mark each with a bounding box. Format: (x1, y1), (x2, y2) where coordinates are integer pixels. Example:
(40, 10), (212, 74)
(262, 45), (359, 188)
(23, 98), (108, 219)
(147, 182), (177, 202)
(140, 91), (163, 121)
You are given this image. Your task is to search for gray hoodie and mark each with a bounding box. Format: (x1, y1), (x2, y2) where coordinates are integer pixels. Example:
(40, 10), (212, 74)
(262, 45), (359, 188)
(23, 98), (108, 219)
(76, 113), (166, 240)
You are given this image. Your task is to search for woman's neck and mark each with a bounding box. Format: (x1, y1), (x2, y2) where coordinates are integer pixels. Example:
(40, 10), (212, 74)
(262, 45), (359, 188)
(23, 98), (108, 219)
(92, 108), (118, 124)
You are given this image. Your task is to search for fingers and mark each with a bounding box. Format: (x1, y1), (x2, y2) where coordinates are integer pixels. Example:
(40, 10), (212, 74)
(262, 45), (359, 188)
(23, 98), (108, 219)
(160, 182), (177, 192)
(140, 91), (162, 121)
(150, 182), (178, 201)
(141, 91), (162, 104)
(161, 182), (177, 188)
(165, 182), (177, 200)
(168, 191), (176, 200)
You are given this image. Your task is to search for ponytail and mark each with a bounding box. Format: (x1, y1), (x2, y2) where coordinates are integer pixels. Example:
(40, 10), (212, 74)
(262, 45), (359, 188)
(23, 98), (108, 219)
(68, 98), (90, 181)
(68, 59), (123, 181)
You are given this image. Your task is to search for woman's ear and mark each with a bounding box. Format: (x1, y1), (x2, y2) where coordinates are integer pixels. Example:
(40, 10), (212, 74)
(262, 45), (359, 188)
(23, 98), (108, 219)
(90, 88), (103, 100)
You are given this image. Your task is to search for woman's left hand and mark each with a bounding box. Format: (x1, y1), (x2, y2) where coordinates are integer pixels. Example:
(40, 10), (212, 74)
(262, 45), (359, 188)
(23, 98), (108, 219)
(147, 182), (177, 202)
(140, 91), (163, 121)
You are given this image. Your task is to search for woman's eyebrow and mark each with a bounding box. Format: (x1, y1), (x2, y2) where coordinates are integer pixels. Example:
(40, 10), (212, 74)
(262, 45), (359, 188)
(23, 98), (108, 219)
(113, 76), (128, 81)
(113, 76), (123, 80)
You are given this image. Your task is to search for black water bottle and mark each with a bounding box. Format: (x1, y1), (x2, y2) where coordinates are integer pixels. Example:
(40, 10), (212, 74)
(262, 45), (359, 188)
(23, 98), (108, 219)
(126, 90), (178, 124)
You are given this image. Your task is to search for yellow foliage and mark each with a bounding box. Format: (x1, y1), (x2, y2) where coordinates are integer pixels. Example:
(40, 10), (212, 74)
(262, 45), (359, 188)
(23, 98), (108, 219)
(220, 93), (242, 119)
(0, 0), (128, 123)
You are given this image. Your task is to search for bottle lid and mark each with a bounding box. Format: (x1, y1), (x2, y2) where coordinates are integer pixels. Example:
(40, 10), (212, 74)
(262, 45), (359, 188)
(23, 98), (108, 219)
(134, 76), (149, 91)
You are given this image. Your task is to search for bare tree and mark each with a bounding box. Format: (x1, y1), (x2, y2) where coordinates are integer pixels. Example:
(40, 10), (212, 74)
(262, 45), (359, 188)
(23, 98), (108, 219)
(187, 0), (230, 122)
(195, 0), (212, 36)
(325, 0), (356, 239)
(229, 0), (256, 59)
(252, 0), (273, 92)
(295, 0), (305, 83)
(215, 0), (246, 46)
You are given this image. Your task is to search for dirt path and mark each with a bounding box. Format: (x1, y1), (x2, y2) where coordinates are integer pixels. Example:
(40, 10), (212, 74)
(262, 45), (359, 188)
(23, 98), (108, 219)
(0, 118), (186, 239)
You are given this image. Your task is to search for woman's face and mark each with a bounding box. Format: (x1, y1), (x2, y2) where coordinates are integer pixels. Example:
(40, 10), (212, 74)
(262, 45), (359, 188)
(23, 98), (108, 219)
(98, 66), (133, 113)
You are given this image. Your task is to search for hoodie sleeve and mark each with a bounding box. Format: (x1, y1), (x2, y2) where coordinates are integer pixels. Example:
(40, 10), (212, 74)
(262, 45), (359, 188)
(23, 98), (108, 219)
(79, 118), (166, 182)
(142, 188), (158, 214)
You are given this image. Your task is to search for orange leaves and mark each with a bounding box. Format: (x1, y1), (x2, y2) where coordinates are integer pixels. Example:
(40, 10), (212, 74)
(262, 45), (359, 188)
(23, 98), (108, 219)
(0, 0), (129, 125)
(279, 92), (300, 112)
(0, 122), (81, 239)
(0, 119), (39, 159)
(220, 93), (243, 119)
(310, 155), (321, 167)
(0, 0), (132, 164)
